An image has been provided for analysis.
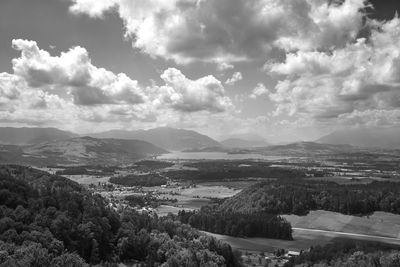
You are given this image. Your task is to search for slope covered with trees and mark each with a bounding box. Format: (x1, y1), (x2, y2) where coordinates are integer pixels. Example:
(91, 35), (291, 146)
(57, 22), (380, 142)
(178, 207), (292, 240)
(220, 180), (400, 215)
(0, 165), (242, 266)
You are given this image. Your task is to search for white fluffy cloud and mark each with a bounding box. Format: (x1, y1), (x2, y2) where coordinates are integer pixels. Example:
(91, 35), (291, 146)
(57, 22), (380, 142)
(159, 68), (232, 112)
(250, 83), (269, 99)
(68, 0), (368, 64)
(225, 72), (243, 86)
(268, 16), (400, 122)
(11, 39), (145, 106)
(0, 39), (232, 131)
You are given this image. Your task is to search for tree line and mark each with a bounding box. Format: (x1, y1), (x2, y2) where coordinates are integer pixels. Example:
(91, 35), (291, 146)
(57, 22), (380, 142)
(109, 173), (167, 187)
(177, 206), (293, 240)
(220, 180), (400, 215)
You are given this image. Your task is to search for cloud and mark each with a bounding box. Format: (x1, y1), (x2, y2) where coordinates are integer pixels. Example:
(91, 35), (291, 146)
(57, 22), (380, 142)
(11, 39), (145, 106)
(69, 0), (117, 18)
(68, 0), (369, 64)
(225, 72), (243, 86)
(217, 62), (234, 72)
(159, 68), (232, 112)
(250, 83), (269, 99)
(0, 39), (233, 131)
(268, 15), (400, 121)
(338, 109), (400, 127)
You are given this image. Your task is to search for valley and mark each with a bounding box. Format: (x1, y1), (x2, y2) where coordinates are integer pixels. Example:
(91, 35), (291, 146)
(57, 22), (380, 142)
(37, 150), (400, 262)
(2, 127), (400, 266)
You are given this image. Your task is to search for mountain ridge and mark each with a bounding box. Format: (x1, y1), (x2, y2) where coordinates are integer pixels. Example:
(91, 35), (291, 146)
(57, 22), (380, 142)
(88, 126), (222, 151)
(0, 127), (77, 145)
(317, 127), (400, 149)
(0, 136), (167, 165)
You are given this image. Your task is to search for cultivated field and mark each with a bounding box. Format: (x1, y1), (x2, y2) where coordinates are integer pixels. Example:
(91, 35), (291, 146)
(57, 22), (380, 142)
(203, 226), (400, 254)
(283, 210), (400, 238)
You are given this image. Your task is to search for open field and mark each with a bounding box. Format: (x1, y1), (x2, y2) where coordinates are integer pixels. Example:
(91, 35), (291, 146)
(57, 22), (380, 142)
(179, 184), (241, 198)
(156, 205), (194, 217)
(203, 227), (400, 254)
(283, 210), (400, 238)
(306, 176), (400, 184)
(201, 210), (400, 253)
(147, 184), (241, 214)
(199, 180), (273, 190)
(63, 174), (110, 185)
(201, 230), (332, 253)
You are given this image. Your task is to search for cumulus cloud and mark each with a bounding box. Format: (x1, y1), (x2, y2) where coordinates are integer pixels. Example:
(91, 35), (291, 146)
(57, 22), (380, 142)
(225, 72), (243, 86)
(217, 62), (234, 72)
(11, 39), (145, 106)
(159, 68), (232, 112)
(250, 83), (269, 99)
(68, 0), (369, 64)
(0, 39), (233, 131)
(268, 15), (400, 121)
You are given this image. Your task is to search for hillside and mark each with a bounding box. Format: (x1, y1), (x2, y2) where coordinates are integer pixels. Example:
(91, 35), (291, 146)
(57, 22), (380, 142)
(88, 127), (222, 151)
(317, 127), (400, 149)
(267, 141), (355, 153)
(221, 138), (269, 148)
(0, 165), (242, 266)
(0, 127), (77, 145)
(219, 180), (400, 216)
(245, 141), (359, 157)
(6, 136), (167, 165)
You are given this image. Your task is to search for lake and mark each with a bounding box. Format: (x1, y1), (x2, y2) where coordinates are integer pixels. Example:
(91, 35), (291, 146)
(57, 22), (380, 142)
(157, 151), (291, 161)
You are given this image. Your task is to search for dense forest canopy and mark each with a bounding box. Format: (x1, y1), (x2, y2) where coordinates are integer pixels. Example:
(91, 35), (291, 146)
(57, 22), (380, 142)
(220, 180), (400, 215)
(0, 165), (242, 266)
(178, 207), (292, 240)
(109, 173), (167, 187)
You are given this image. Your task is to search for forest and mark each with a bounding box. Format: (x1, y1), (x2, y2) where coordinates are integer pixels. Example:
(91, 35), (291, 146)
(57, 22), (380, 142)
(177, 207), (293, 240)
(109, 173), (167, 187)
(220, 180), (400, 215)
(0, 165), (242, 266)
(164, 166), (305, 182)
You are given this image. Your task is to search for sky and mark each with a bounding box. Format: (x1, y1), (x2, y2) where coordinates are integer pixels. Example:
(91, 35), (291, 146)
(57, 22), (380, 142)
(0, 0), (400, 142)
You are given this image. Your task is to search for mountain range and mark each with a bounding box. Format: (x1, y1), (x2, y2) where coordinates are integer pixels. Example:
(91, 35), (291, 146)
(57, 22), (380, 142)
(317, 127), (400, 149)
(0, 127), (77, 145)
(1, 126), (400, 154)
(0, 136), (166, 165)
(88, 127), (221, 151)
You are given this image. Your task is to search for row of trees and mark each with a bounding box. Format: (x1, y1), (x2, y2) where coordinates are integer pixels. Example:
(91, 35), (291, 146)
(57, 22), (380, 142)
(220, 180), (400, 215)
(164, 167), (305, 182)
(109, 173), (167, 187)
(0, 165), (242, 266)
(177, 207), (293, 240)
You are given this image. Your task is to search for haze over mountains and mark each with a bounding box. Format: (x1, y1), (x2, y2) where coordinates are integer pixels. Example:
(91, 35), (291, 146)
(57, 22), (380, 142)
(0, 127), (77, 145)
(317, 127), (400, 149)
(88, 127), (221, 151)
(0, 136), (166, 165)
(0, 126), (400, 157)
(221, 138), (269, 148)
